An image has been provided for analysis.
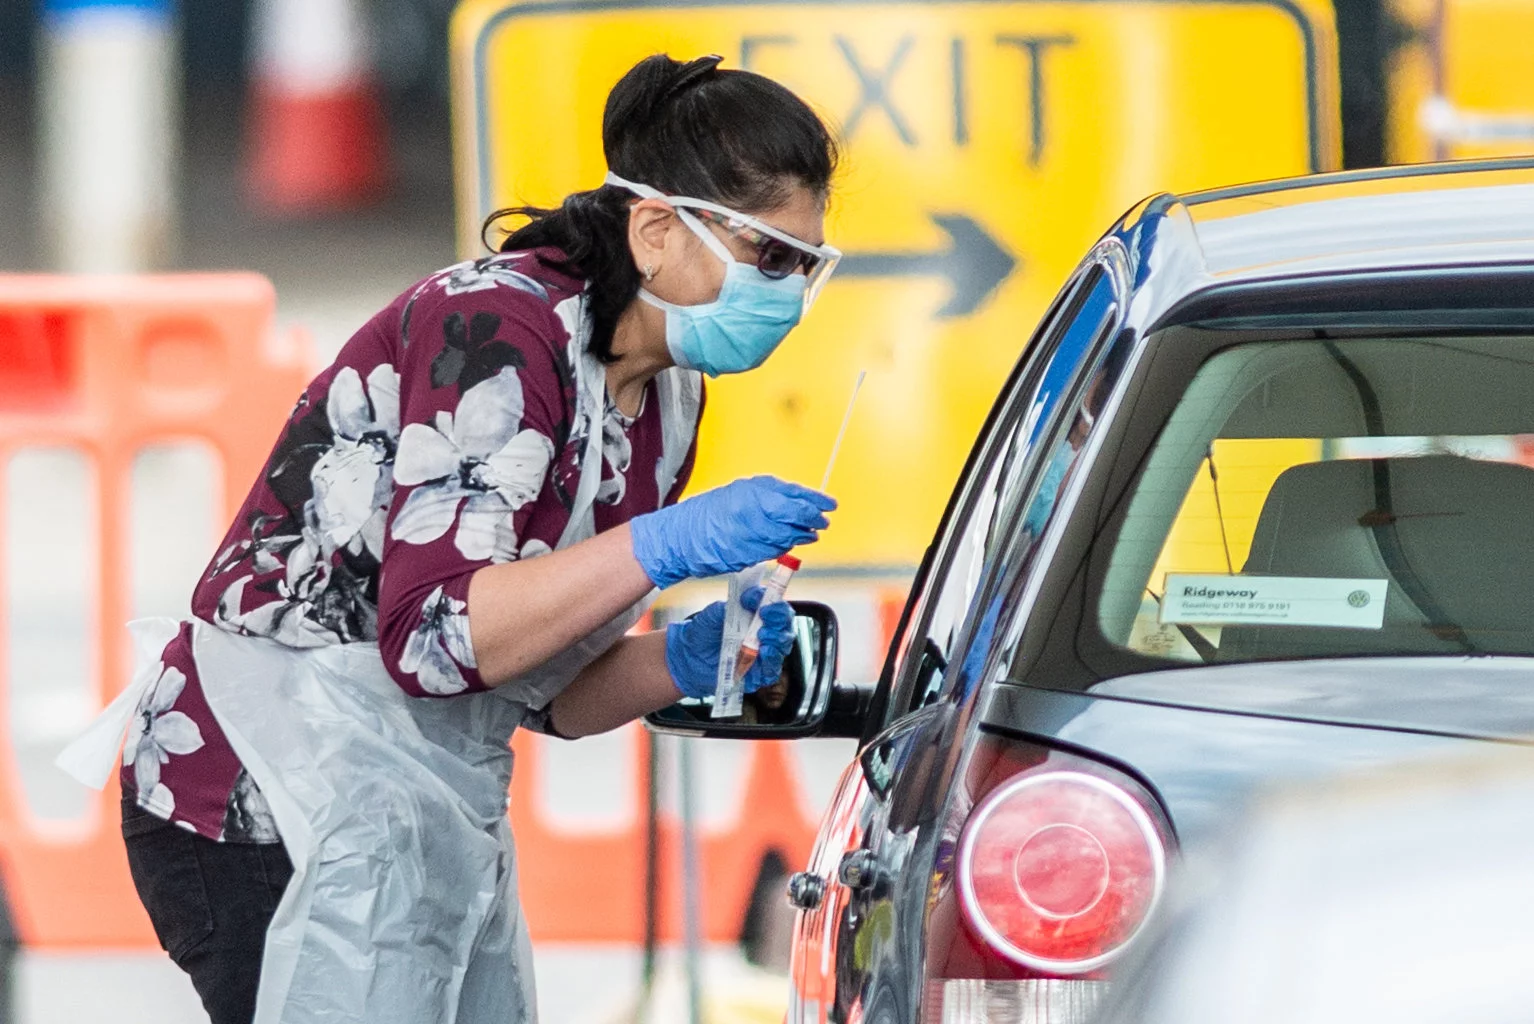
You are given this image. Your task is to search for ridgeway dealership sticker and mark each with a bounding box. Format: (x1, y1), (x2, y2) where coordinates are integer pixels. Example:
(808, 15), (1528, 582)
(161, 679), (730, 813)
(1160, 575), (1389, 629)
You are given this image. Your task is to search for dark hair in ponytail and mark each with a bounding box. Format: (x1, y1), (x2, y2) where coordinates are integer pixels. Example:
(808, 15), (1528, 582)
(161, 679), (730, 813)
(482, 54), (839, 362)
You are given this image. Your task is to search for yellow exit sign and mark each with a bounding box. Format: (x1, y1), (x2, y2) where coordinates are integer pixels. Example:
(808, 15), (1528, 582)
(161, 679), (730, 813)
(451, 0), (1338, 567)
(1388, 0), (1534, 163)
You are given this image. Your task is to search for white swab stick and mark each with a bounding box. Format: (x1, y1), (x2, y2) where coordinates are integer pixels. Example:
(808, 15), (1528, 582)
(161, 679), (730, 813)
(820, 370), (868, 493)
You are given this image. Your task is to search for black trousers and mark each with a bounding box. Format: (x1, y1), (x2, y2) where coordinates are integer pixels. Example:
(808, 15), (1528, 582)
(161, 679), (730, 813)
(121, 797), (293, 1024)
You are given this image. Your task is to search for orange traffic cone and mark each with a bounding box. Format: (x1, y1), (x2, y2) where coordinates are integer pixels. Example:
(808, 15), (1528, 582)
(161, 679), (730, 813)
(245, 0), (387, 214)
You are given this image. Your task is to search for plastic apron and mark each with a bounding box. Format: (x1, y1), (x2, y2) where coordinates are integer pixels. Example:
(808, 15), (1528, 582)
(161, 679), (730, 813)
(60, 338), (702, 1024)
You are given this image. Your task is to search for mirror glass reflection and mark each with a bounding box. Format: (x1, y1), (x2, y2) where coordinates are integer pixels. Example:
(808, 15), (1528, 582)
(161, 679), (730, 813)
(647, 603), (836, 737)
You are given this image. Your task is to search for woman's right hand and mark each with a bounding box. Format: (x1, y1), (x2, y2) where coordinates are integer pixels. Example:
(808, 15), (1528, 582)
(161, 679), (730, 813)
(664, 587), (795, 699)
(629, 476), (835, 589)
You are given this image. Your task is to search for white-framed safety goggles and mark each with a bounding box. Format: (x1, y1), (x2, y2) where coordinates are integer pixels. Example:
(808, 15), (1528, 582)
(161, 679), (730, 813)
(604, 172), (842, 311)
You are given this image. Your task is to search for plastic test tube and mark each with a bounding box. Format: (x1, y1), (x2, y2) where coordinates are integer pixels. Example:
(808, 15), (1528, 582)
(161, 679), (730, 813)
(734, 554), (801, 679)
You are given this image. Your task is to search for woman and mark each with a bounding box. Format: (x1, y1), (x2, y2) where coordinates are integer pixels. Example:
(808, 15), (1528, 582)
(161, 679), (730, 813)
(66, 54), (840, 1024)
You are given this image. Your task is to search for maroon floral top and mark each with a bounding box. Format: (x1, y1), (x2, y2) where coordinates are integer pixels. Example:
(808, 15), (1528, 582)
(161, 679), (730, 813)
(120, 251), (700, 842)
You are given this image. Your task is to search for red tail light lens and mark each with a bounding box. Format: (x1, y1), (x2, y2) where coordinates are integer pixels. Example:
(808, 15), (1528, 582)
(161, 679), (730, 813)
(957, 771), (1166, 973)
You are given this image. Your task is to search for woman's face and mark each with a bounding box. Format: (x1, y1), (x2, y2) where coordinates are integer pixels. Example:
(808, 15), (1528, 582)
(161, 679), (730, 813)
(631, 183), (827, 308)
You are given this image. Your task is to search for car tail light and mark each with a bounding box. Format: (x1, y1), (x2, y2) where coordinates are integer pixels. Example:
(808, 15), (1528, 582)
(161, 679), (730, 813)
(958, 771), (1166, 973)
(923, 737), (1171, 1023)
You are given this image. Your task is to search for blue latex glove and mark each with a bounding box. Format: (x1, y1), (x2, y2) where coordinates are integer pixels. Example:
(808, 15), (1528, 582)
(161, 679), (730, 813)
(665, 588), (796, 700)
(631, 476), (836, 589)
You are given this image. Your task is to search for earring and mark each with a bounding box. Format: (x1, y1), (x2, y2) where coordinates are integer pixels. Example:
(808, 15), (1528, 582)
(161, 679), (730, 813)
(643, 263), (655, 282)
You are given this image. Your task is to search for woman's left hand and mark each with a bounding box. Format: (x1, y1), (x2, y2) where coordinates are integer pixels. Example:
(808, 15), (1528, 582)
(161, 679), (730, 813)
(664, 587), (796, 700)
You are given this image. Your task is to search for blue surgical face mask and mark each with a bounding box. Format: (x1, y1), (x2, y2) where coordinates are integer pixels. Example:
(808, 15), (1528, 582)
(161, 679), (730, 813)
(638, 253), (806, 377)
(637, 209), (807, 377)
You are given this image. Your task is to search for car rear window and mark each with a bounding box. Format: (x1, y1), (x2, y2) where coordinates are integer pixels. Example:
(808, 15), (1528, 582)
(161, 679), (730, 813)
(1096, 336), (1534, 663)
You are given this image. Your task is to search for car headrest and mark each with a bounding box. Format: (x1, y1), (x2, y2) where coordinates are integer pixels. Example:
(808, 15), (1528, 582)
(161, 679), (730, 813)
(1220, 454), (1534, 659)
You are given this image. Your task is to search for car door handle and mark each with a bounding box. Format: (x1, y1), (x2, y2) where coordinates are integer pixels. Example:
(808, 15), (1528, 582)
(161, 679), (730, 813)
(838, 850), (878, 890)
(787, 871), (827, 911)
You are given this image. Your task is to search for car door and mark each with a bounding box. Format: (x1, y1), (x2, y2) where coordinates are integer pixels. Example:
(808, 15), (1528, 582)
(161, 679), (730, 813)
(787, 250), (1128, 1024)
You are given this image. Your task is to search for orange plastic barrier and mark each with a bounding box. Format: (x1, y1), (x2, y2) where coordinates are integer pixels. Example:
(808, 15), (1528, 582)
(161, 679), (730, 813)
(514, 732), (800, 944)
(0, 274), (311, 949)
(0, 274), (907, 951)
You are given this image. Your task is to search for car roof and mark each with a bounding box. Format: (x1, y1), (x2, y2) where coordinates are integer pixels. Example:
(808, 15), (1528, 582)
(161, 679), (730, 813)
(1111, 157), (1534, 331)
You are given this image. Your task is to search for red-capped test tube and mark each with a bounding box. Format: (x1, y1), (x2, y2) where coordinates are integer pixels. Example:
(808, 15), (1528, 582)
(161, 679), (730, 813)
(734, 554), (801, 680)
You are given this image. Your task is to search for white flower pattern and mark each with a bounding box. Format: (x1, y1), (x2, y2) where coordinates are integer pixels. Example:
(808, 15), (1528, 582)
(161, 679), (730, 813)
(309, 364), (400, 560)
(441, 258), (550, 299)
(400, 586), (477, 695)
(209, 512), (301, 580)
(124, 664), (205, 812)
(597, 400), (635, 506)
(217, 554), (336, 647)
(126, 257), (704, 852)
(214, 366), (401, 646)
(392, 368), (554, 562)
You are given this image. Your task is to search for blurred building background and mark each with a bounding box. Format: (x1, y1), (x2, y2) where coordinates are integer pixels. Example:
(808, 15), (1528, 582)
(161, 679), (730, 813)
(0, 0), (1399, 272)
(0, 0), (463, 358)
(0, 0), (1429, 369)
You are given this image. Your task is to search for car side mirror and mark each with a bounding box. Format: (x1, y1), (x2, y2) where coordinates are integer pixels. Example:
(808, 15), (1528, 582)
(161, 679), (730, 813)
(645, 600), (873, 740)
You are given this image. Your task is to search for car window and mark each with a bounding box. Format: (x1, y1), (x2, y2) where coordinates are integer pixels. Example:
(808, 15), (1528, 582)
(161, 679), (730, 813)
(884, 268), (1119, 721)
(1097, 336), (1534, 663)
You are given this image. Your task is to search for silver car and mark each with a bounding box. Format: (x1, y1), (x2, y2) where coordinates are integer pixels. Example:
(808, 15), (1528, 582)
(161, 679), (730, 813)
(651, 155), (1534, 1024)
